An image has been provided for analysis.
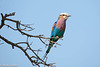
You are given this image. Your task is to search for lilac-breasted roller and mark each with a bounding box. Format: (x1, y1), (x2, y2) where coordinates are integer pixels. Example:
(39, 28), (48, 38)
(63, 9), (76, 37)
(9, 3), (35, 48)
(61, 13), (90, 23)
(43, 13), (71, 60)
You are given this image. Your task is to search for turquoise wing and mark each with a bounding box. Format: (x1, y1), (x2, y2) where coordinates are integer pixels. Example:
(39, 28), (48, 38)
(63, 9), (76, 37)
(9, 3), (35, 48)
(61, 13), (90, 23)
(51, 22), (57, 37)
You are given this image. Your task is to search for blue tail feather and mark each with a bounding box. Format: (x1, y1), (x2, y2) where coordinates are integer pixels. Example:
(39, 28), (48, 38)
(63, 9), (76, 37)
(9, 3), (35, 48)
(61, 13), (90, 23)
(43, 53), (48, 60)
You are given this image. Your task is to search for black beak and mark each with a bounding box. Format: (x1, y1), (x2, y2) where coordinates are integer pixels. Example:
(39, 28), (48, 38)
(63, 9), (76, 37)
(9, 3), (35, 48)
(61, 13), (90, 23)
(67, 15), (71, 17)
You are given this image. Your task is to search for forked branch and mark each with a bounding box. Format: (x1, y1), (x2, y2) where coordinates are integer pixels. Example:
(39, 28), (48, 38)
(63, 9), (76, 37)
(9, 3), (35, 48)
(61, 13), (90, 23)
(0, 12), (58, 67)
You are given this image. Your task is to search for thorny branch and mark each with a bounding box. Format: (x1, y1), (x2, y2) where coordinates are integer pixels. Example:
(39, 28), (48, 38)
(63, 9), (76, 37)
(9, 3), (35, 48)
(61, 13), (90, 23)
(0, 12), (61, 67)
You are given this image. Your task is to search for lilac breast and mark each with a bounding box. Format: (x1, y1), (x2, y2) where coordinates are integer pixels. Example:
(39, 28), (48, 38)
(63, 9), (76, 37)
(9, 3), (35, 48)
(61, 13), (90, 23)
(56, 18), (66, 31)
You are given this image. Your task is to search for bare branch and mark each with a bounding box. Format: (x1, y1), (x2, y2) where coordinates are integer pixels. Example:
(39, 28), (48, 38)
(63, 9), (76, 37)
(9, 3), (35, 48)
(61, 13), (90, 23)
(0, 12), (57, 67)
(39, 38), (49, 46)
(0, 13), (5, 29)
(0, 35), (52, 66)
(5, 24), (17, 30)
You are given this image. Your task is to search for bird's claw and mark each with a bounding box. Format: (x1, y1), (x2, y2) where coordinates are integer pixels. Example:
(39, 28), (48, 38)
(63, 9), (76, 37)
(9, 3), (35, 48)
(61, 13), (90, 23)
(60, 36), (63, 38)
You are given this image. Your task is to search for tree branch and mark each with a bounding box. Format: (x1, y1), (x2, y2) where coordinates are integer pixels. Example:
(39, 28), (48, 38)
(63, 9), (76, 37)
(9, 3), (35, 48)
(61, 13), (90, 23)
(0, 35), (52, 66)
(0, 12), (57, 67)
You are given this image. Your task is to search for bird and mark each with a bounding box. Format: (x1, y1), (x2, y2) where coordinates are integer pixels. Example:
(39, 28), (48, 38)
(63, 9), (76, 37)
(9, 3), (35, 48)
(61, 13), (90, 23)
(43, 13), (71, 60)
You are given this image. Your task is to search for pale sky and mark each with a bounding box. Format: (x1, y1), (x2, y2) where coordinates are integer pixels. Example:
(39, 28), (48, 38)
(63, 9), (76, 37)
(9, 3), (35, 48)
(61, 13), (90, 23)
(0, 0), (100, 67)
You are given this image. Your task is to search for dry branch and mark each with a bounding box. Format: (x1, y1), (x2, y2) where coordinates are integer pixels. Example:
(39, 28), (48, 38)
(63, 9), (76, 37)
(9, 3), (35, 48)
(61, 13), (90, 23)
(0, 12), (58, 67)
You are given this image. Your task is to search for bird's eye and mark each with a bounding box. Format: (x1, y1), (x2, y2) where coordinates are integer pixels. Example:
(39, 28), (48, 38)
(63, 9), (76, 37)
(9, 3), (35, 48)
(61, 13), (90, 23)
(60, 14), (65, 16)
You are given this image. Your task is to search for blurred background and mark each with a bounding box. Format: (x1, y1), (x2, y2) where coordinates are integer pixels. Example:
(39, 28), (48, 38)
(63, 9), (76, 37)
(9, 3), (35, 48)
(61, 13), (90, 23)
(0, 0), (100, 67)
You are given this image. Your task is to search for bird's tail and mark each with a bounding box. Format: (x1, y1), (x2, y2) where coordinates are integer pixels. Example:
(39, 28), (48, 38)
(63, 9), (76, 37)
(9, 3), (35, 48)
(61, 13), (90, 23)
(43, 44), (52, 60)
(42, 53), (48, 60)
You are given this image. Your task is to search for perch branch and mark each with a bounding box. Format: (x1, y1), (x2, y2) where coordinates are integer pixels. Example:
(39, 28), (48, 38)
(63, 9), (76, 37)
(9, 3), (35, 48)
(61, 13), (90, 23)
(0, 12), (57, 67)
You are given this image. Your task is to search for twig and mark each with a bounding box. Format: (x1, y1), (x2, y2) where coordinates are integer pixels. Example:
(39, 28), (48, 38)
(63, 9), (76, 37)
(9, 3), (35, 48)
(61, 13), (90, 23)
(0, 12), (57, 67)
(39, 38), (49, 46)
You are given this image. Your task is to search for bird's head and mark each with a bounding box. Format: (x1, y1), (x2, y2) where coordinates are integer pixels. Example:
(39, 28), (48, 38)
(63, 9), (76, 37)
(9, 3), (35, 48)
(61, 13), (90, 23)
(58, 13), (71, 20)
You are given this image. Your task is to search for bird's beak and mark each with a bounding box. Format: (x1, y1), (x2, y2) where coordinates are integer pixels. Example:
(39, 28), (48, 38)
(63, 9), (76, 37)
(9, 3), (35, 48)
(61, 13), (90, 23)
(67, 15), (71, 17)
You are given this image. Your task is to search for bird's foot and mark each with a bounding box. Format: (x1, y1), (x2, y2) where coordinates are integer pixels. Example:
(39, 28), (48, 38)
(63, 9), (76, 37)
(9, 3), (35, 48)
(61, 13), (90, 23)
(60, 36), (63, 38)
